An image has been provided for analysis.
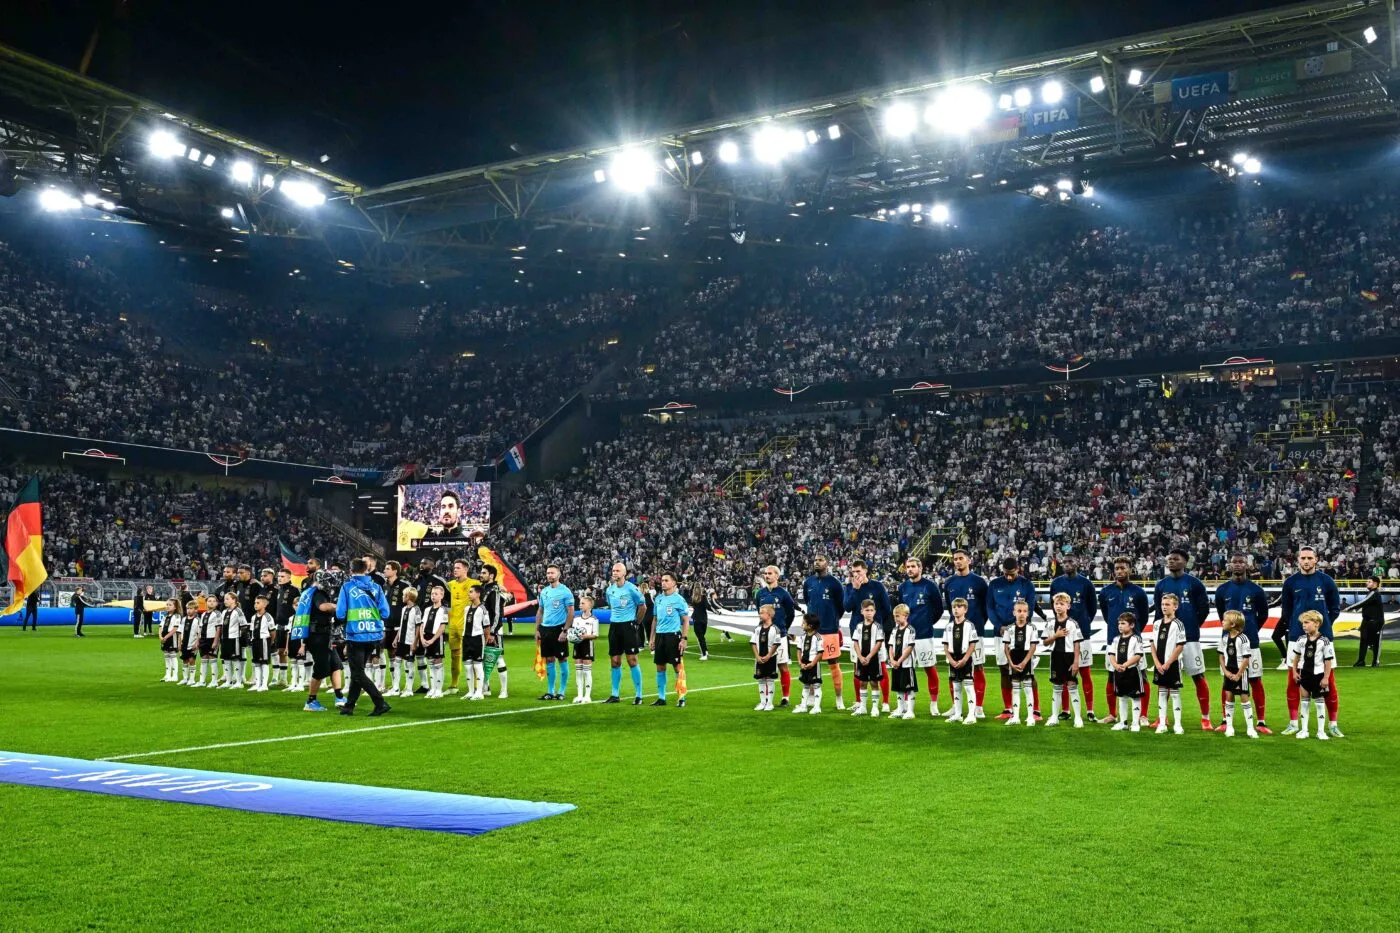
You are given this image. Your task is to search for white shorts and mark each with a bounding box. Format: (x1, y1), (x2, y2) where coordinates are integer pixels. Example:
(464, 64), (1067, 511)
(1181, 641), (1206, 678)
(971, 638), (986, 666)
(1247, 647), (1262, 679)
(1077, 641), (1093, 669)
(774, 638), (790, 665)
(913, 637), (940, 668)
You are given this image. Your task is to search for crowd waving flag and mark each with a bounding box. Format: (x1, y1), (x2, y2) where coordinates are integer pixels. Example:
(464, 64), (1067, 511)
(502, 443), (526, 473)
(278, 538), (308, 586)
(3, 475), (47, 616)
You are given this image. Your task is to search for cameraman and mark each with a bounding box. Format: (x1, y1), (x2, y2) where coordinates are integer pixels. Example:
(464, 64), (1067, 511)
(298, 568), (347, 712)
(336, 558), (392, 717)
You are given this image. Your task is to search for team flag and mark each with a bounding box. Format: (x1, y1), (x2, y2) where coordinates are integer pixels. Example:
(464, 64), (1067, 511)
(1290, 270), (1307, 281)
(477, 545), (530, 606)
(712, 547), (727, 560)
(278, 538), (308, 586)
(1327, 496), (1340, 513)
(503, 443), (526, 473)
(795, 484), (811, 496)
(818, 481), (833, 496)
(1361, 290), (1379, 302)
(1235, 498), (1245, 518)
(1344, 469), (1356, 480)
(3, 476), (47, 616)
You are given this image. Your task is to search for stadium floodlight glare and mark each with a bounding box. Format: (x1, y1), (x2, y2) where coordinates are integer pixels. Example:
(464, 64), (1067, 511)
(930, 203), (950, 224)
(1013, 87), (1032, 108)
(1082, 185), (1095, 198)
(827, 124), (841, 140)
(1243, 157), (1262, 174)
(689, 150), (703, 166)
(279, 178), (326, 208)
(220, 207), (235, 219)
(785, 129), (808, 153)
(753, 125), (790, 163)
(1231, 152), (1248, 165)
(897, 203), (910, 214)
(81, 192), (99, 206)
(882, 102), (918, 138)
(187, 147), (202, 162)
(1365, 26), (1378, 44)
(593, 168), (607, 183)
(1056, 178), (1073, 192)
(39, 188), (81, 211)
(912, 214), (923, 223)
(99, 199), (116, 210)
(998, 93), (1014, 110)
(148, 129), (184, 158)
(610, 149), (657, 192)
(718, 140), (740, 163)
(1041, 80), (1064, 104)
(912, 203), (923, 213)
(1127, 68), (1144, 86)
(925, 85), (993, 134)
(1030, 183), (1049, 196)
(261, 173), (275, 189)
(202, 153), (216, 167)
(1089, 75), (1106, 94)
(230, 160), (255, 184)
(805, 129), (820, 145)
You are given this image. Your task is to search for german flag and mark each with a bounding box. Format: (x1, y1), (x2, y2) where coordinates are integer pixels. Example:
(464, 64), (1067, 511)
(278, 538), (308, 586)
(477, 545), (531, 607)
(1343, 469), (1356, 480)
(3, 476), (47, 616)
(712, 547), (727, 560)
(1327, 496), (1340, 513)
(795, 484), (811, 496)
(1290, 270), (1307, 281)
(818, 481), (833, 496)
(1362, 289), (1380, 302)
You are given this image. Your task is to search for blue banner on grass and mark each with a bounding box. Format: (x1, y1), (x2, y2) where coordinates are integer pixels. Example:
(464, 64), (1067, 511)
(0, 752), (573, 835)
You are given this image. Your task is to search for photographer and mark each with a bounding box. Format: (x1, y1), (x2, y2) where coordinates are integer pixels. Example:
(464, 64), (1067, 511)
(336, 558), (392, 717)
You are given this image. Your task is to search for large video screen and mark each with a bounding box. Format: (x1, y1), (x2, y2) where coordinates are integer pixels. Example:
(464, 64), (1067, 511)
(396, 482), (491, 552)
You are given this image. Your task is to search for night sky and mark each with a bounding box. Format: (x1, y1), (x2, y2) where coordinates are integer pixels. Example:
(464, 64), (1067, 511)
(3, 0), (1286, 184)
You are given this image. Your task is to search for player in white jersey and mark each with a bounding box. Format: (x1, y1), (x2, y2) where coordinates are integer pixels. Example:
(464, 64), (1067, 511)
(849, 600), (885, 718)
(1001, 600), (1039, 727)
(159, 599), (183, 682)
(1107, 614), (1144, 732)
(793, 613), (824, 714)
(571, 595), (599, 704)
(941, 598), (979, 725)
(1042, 594), (1084, 728)
(1289, 610), (1337, 741)
(385, 587), (420, 697)
(419, 585), (449, 698)
(248, 594), (276, 692)
(886, 605), (918, 720)
(1217, 610), (1257, 739)
(751, 605), (782, 711)
(1150, 594), (1187, 734)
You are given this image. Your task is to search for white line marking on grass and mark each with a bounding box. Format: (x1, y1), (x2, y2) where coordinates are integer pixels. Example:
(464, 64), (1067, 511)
(102, 680), (757, 762)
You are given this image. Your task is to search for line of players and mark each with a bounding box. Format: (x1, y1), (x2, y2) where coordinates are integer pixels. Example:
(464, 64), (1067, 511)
(744, 548), (1347, 738)
(151, 555), (519, 706)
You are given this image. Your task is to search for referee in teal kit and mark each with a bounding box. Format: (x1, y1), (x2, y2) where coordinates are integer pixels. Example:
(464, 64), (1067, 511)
(605, 562), (648, 705)
(649, 571), (691, 707)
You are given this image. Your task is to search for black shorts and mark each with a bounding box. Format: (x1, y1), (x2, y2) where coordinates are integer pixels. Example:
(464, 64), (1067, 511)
(289, 638), (305, 660)
(181, 648), (196, 662)
(308, 630), (341, 680)
(1152, 661), (1182, 690)
(199, 637), (215, 658)
(891, 666), (917, 693)
(855, 658), (882, 683)
(573, 639), (594, 662)
(394, 640), (415, 661)
(799, 667), (822, 686)
(1298, 670), (1327, 697)
(653, 631), (682, 666)
(251, 637), (270, 665)
(539, 625), (568, 660)
(424, 638), (444, 660)
(220, 636), (241, 661)
(754, 657), (778, 680)
(462, 634), (484, 662)
(607, 620), (641, 657)
(274, 629), (290, 652)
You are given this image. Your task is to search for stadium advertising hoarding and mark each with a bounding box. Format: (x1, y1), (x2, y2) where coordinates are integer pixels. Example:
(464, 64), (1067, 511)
(396, 482), (490, 552)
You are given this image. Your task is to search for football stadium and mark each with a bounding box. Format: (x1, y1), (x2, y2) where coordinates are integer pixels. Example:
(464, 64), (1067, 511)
(3, 0), (1400, 929)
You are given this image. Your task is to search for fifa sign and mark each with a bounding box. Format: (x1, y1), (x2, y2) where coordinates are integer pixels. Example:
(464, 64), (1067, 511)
(1022, 101), (1077, 137)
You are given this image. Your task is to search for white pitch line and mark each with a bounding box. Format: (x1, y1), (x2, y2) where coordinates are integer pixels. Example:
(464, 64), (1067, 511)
(102, 680), (756, 762)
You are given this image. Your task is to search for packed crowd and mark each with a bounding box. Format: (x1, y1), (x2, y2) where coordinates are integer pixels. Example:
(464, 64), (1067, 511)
(498, 379), (1400, 596)
(615, 185), (1400, 397)
(0, 467), (312, 580)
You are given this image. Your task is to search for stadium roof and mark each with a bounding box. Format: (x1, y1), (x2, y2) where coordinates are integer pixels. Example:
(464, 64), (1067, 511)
(1, 0), (1397, 281)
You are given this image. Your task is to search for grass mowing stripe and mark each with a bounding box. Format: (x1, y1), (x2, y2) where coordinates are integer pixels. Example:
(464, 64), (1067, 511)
(102, 679), (758, 761)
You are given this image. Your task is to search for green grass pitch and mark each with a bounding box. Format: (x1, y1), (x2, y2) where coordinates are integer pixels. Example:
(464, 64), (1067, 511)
(1, 626), (1397, 932)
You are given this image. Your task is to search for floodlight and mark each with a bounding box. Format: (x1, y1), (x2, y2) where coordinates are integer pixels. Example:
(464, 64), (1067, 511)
(279, 178), (326, 207)
(1365, 26), (1378, 44)
(1231, 152), (1248, 165)
(753, 125), (789, 163)
(39, 188), (80, 211)
(883, 102), (918, 138)
(690, 150), (704, 166)
(930, 203), (950, 223)
(1013, 87), (1032, 108)
(261, 173), (275, 189)
(827, 124), (841, 140)
(202, 153), (216, 167)
(912, 214), (923, 223)
(925, 86), (993, 134)
(81, 192), (99, 206)
(1089, 75), (1106, 94)
(1243, 157), (1261, 174)
(805, 129), (820, 145)
(998, 93), (1014, 110)
(1082, 185), (1095, 198)
(610, 149), (657, 192)
(593, 168), (607, 183)
(187, 148), (202, 162)
(231, 160), (255, 184)
(718, 140), (740, 163)
(1031, 184), (1049, 196)
(220, 207), (235, 219)
(148, 129), (184, 159)
(897, 203), (910, 214)
(1127, 69), (1144, 86)
(664, 155), (678, 171)
(1056, 179), (1073, 192)
(912, 203), (923, 213)
(1041, 81), (1064, 104)
(785, 129), (808, 153)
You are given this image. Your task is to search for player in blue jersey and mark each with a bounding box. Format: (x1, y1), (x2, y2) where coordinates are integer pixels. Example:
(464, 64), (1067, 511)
(754, 565), (798, 707)
(987, 556), (1044, 720)
(843, 559), (893, 712)
(1213, 554), (1273, 734)
(649, 571), (692, 707)
(942, 550), (989, 717)
(899, 556), (945, 716)
(1278, 546), (1343, 737)
(1049, 556), (1098, 722)
(803, 556), (847, 710)
(1098, 557), (1150, 726)
(1152, 548), (1212, 731)
(604, 562), (648, 705)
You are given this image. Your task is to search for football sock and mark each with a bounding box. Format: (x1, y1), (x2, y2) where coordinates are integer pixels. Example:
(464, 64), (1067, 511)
(583, 667), (592, 698)
(1243, 700), (1256, 732)
(1061, 684), (1071, 710)
(1172, 692), (1182, 729)
(611, 666), (622, 697)
(545, 660), (557, 695)
(1316, 698), (1328, 732)
(1050, 685), (1062, 720)
(1287, 676), (1300, 721)
(779, 668), (792, 699)
(949, 682), (962, 718)
(1325, 671), (1339, 721)
(999, 666), (1012, 709)
(972, 665), (986, 706)
(656, 670), (668, 701)
(1106, 680), (1117, 712)
(1011, 682), (1022, 719)
(559, 660), (571, 694)
(1250, 679), (1267, 722)
(630, 664), (643, 697)
(925, 667), (940, 702)
(879, 666), (890, 705)
(497, 670), (508, 695)
(1158, 689), (1168, 725)
(1031, 679), (1040, 716)
(1193, 675), (1210, 717)
(1081, 668), (1094, 713)
(1070, 688), (1082, 720)
(1299, 698), (1312, 732)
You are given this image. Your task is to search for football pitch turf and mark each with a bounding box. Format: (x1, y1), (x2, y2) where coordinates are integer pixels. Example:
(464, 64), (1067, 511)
(1, 627), (1397, 932)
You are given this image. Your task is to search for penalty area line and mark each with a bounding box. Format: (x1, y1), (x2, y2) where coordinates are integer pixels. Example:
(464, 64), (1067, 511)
(102, 680), (757, 762)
